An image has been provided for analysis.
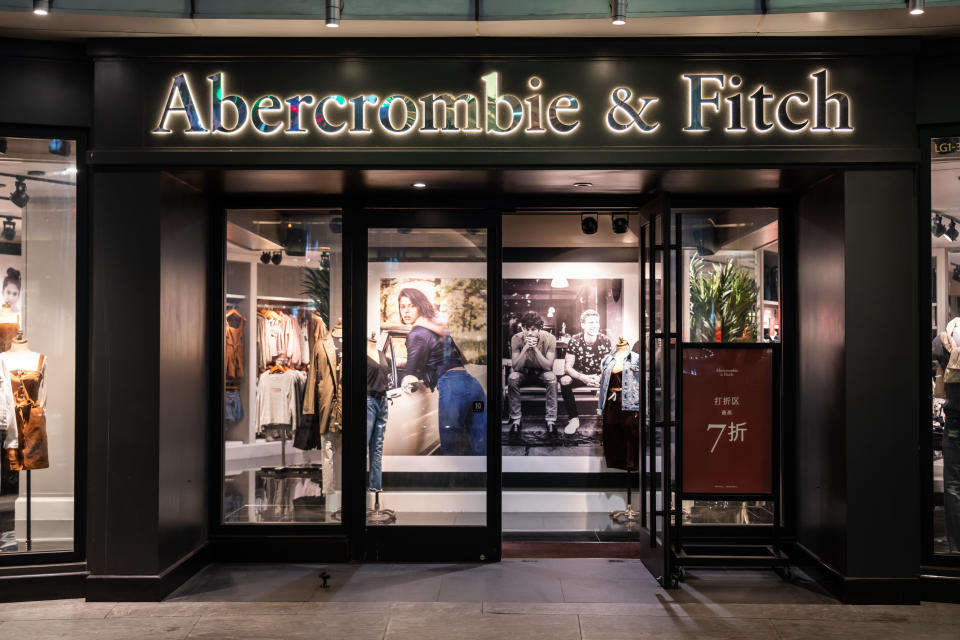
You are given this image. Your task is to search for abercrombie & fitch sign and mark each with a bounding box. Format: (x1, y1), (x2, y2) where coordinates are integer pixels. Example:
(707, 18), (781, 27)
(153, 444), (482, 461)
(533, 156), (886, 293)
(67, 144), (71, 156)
(152, 69), (852, 139)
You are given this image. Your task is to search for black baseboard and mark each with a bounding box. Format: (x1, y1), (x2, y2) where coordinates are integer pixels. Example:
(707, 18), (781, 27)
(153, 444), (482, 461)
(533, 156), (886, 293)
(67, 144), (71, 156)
(0, 565), (87, 602)
(786, 542), (920, 604)
(85, 543), (210, 602)
(920, 569), (960, 603)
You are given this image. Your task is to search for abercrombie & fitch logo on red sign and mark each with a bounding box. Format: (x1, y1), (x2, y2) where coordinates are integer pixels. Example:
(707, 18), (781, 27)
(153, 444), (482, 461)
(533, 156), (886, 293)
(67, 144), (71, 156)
(151, 70), (852, 138)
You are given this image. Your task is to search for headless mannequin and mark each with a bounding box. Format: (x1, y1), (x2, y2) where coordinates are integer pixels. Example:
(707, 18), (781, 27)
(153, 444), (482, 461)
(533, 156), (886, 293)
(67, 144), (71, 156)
(6, 334), (41, 372)
(366, 332), (396, 524)
(611, 337), (631, 374)
(608, 336), (642, 524)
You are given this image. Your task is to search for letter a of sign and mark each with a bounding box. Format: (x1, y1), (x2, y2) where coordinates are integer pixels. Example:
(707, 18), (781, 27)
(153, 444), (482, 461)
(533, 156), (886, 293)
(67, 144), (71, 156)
(153, 74), (209, 134)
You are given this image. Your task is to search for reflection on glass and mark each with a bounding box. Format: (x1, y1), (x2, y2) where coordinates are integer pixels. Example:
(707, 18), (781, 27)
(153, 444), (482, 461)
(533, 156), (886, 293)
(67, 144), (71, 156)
(223, 210), (342, 524)
(367, 227), (488, 526)
(931, 136), (960, 554)
(0, 137), (77, 554)
(680, 209), (779, 343)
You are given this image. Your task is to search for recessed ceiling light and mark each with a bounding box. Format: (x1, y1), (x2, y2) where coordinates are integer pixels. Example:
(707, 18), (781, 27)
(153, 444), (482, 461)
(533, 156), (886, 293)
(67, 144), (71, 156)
(412, 182), (427, 188)
(33, 0), (49, 15)
(573, 182), (593, 187)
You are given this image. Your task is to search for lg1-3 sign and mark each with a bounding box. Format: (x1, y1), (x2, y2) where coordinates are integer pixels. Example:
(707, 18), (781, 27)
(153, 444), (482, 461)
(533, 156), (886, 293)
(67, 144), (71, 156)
(682, 347), (774, 495)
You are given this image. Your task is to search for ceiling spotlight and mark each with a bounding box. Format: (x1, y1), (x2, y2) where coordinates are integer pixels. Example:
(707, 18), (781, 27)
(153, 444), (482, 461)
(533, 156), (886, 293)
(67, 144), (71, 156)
(325, 0), (341, 27)
(1, 219), (15, 242)
(948, 221), (959, 242)
(329, 216), (342, 234)
(581, 212), (599, 235)
(550, 277), (569, 289)
(573, 181), (593, 188)
(611, 0), (627, 25)
(271, 251), (283, 266)
(9, 177), (28, 209)
(612, 214), (629, 234)
(0, 139), (7, 154)
(909, 0), (925, 15)
(33, 0), (49, 15)
(694, 229), (715, 257)
(260, 251), (271, 264)
(412, 182), (427, 189)
(934, 215), (947, 238)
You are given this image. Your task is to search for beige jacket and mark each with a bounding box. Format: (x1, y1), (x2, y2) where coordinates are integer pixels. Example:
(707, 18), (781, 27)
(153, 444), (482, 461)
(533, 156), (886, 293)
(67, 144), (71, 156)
(302, 317), (341, 433)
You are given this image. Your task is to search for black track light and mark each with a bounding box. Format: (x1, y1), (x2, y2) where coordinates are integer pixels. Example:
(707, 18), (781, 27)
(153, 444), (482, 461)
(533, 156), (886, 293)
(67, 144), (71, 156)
(1, 218), (14, 242)
(581, 212), (598, 235)
(329, 216), (342, 234)
(260, 251), (271, 264)
(611, 0), (626, 25)
(33, 0), (49, 15)
(271, 251), (283, 266)
(0, 139), (7, 154)
(611, 214), (629, 234)
(948, 221), (959, 242)
(326, 0), (341, 28)
(909, 0), (925, 15)
(934, 216), (947, 238)
(9, 177), (28, 209)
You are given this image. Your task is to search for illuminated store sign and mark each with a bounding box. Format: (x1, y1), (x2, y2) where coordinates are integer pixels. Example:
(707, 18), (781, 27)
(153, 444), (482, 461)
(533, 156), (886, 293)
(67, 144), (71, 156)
(152, 69), (852, 138)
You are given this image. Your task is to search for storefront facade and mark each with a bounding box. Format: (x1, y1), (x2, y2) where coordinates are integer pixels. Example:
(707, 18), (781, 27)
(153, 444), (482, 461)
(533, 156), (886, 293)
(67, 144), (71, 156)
(0, 35), (955, 603)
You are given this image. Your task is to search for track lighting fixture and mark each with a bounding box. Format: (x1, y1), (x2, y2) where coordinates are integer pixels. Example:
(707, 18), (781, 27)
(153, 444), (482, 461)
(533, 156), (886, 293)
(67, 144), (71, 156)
(611, 0), (627, 25)
(909, 0), (925, 15)
(260, 251), (271, 264)
(934, 215), (947, 238)
(581, 212), (599, 235)
(611, 214), (629, 234)
(9, 177), (28, 209)
(949, 221), (959, 242)
(33, 0), (49, 15)
(271, 251), (283, 266)
(1, 218), (15, 242)
(329, 217), (342, 234)
(0, 139), (7, 154)
(953, 264), (960, 284)
(326, 0), (341, 28)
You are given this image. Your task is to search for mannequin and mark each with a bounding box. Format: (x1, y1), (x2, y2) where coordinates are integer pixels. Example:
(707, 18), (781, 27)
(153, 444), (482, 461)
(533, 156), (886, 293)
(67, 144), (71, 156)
(1, 332), (49, 472)
(599, 336), (642, 524)
(933, 318), (960, 552)
(366, 331), (396, 524)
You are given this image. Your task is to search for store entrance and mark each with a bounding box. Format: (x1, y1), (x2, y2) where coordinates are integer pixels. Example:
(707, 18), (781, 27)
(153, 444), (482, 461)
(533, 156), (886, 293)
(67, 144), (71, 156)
(205, 167), (829, 566)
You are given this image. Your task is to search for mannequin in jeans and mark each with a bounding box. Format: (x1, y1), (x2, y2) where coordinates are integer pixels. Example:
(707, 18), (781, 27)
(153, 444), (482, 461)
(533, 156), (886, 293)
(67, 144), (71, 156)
(933, 317), (960, 553)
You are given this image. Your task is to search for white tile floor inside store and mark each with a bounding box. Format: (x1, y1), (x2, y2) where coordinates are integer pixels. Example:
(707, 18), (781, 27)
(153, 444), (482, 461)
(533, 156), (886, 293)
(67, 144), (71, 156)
(2, 560), (960, 639)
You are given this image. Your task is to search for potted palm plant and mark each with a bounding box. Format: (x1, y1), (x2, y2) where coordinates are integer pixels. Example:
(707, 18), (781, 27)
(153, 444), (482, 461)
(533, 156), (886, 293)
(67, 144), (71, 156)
(689, 255), (758, 343)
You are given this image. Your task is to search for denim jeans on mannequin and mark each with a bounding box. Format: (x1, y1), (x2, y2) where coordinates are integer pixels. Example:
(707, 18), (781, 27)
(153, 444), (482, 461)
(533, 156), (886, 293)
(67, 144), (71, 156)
(366, 394), (388, 492)
(437, 369), (486, 456)
(943, 417), (960, 553)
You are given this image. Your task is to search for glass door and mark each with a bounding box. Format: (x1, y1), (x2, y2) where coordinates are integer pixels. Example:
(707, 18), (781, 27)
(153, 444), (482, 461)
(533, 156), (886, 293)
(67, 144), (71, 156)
(361, 211), (500, 560)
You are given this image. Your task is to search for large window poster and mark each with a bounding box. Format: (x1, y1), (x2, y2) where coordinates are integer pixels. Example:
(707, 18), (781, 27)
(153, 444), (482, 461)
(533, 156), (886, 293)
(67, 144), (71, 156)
(377, 276), (488, 457)
(502, 277), (625, 458)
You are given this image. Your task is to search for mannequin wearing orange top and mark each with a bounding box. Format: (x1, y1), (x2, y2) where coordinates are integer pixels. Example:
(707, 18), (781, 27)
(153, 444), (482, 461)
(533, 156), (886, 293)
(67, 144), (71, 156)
(1, 334), (49, 471)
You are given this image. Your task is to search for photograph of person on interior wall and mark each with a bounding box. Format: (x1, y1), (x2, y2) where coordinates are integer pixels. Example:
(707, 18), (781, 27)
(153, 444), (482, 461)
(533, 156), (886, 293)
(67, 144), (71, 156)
(398, 287), (487, 456)
(507, 311), (558, 441)
(560, 309), (613, 435)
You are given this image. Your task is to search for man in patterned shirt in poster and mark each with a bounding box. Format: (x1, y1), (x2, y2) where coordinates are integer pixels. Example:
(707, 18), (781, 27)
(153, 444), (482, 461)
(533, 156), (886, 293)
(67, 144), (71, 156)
(560, 309), (613, 435)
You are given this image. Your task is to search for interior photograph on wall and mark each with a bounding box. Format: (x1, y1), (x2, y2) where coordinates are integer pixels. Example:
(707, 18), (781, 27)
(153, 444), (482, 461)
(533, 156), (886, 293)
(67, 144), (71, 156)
(223, 209), (343, 525)
(930, 135), (960, 557)
(0, 136), (77, 554)
(366, 226), (488, 526)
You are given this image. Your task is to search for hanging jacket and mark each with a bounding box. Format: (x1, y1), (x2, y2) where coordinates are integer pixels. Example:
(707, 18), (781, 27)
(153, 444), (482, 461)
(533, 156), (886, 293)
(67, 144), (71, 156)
(302, 317), (341, 434)
(597, 350), (641, 413)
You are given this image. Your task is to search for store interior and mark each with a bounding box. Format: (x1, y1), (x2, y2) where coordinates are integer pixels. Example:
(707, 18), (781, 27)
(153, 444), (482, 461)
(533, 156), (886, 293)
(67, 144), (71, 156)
(207, 167), (818, 545)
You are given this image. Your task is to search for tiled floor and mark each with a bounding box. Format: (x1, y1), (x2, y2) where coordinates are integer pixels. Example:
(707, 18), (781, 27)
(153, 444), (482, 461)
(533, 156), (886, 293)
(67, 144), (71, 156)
(1, 561), (959, 639)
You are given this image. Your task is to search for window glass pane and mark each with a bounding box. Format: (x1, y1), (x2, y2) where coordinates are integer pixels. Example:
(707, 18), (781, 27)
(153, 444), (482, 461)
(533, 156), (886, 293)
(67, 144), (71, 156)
(367, 226), (487, 527)
(223, 210), (342, 524)
(501, 213), (641, 537)
(931, 136), (960, 555)
(0, 136), (76, 553)
(680, 209), (780, 343)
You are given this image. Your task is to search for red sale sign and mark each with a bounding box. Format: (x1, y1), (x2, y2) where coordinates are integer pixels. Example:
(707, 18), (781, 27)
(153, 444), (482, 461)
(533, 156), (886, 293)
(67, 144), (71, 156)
(682, 347), (773, 495)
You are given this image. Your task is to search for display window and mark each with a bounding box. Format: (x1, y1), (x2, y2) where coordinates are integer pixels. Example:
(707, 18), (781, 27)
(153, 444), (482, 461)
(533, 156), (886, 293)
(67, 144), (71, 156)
(0, 135), (77, 554)
(365, 226), (488, 526)
(500, 213), (642, 535)
(676, 208), (780, 526)
(930, 136), (960, 557)
(223, 210), (342, 524)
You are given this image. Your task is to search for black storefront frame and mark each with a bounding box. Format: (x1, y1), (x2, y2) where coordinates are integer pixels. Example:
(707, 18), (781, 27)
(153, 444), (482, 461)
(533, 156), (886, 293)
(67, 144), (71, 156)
(919, 124), (960, 590)
(0, 123), (89, 598)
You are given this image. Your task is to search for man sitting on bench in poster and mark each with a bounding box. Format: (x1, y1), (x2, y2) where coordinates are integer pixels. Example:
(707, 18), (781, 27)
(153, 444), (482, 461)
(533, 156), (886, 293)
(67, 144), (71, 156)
(561, 309), (613, 435)
(507, 311), (557, 440)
